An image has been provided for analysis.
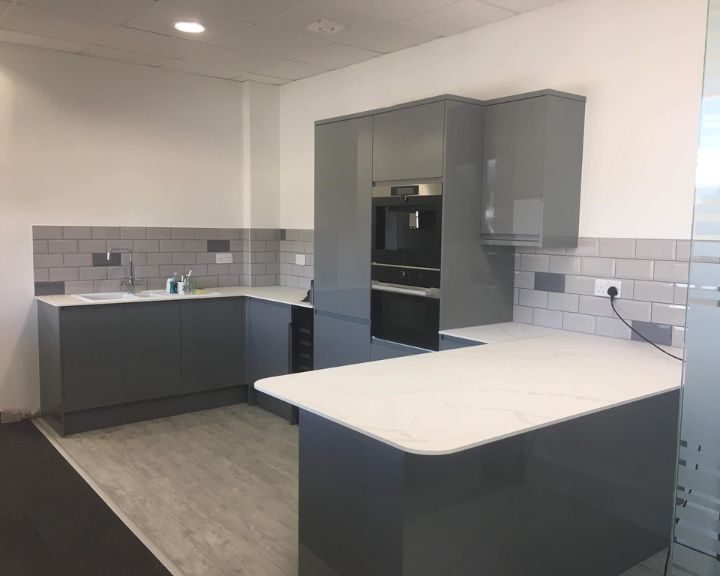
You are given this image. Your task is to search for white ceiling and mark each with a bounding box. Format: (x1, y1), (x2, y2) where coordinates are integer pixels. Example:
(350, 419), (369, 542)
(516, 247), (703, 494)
(0, 0), (564, 84)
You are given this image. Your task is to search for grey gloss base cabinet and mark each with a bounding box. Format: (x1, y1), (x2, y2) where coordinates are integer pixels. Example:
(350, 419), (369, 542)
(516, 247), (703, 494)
(438, 334), (483, 351)
(370, 338), (430, 360)
(38, 299), (247, 435)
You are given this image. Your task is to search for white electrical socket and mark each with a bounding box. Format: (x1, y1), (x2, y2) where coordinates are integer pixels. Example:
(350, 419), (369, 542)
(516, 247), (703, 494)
(295, 254), (306, 266)
(215, 252), (233, 264)
(594, 278), (622, 298)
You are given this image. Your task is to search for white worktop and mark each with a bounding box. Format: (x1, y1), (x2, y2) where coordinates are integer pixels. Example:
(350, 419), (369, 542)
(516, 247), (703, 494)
(256, 330), (682, 456)
(36, 285), (313, 309)
(439, 322), (562, 344)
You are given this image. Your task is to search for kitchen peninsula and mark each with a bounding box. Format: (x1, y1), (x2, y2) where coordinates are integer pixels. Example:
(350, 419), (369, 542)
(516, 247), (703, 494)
(257, 329), (682, 576)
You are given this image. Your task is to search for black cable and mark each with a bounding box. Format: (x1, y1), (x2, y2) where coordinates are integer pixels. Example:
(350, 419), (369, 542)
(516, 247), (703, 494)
(607, 287), (684, 362)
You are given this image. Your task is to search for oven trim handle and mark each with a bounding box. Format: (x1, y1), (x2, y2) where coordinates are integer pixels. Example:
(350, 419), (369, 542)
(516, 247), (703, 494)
(371, 282), (440, 300)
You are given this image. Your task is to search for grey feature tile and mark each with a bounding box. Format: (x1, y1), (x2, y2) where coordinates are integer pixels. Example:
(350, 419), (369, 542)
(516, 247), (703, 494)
(615, 259), (654, 280)
(672, 327), (685, 348)
(562, 312), (595, 334)
(34, 254), (64, 268)
(675, 240), (691, 261)
(674, 284), (688, 305)
(63, 226), (92, 239)
(92, 227), (120, 240)
(518, 289), (548, 308)
(160, 240), (185, 252)
(547, 292), (579, 312)
(580, 257), (614, 277)
(534, 272), (565, 293)
(654, 260), (689, 283)
(146, 227), (172, 240)
(33, 240), (49, 254)
(564, 275), (596, 295)
(520, 254), (549, 273)
(532, 308), (563, 329)
(630, 320), (673, 346)
(651, 303), (686, 326)
(49, 268), (79, 281)
(63, 253), (93, 267)
(32, 225), (63, 240)
(633, 281), (675, 303)
(133, 240), (160, 253)
(34, 269), (49, 282)
(635, 239), (676, 260)
(171, 228), (196, 240)
(93, 252), (121, 267)
(79, 267), (107, 281)
(565, 237), (599, 257)
(548, 255), (581, 274)
(78, 240), (108, 253)
(120, 227), (146, 240)
(94, 280), (123, 292)
(207, 240), (230, 252)
(35, 281), (65, 296)
(598, 238), (636, 258)
(513, 306), (532, 324)
(595, 317), (631, 340)
(49, 240), (78, 254)
(64, 280), (94, 294)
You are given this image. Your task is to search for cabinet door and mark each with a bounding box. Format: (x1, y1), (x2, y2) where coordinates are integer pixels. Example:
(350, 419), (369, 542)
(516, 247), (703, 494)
(61, 306), (124, 412)
(370, 339), (430, 361)
(314, 117), (372, 320)
(124, 302), (181, 403)
(314, 311), (370, 370)
(246, 299), (291, 397)
(372, 101), (445, 182)
(181, 299), (244, 394)
(482, 97), (546, 243)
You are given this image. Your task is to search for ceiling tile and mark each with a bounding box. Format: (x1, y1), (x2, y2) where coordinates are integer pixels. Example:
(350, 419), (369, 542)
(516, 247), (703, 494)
(0, 28), (89, 53)
(219, 23), (332, 61)
(483, 0), (563, 13)
(100, 27), (192, 59)
(262, 0), (389, 43)
(331, 0), (458, 23)
(298, 43), (379, 69)
(125, 1), (243, 45)
(175, 41), (283, 72)
(254, 59), (327, 81)
(341, 22), (440, 53)
(16, 0), (155, 26)
(402, 0), (514, 36)
(84, 45), (179, 67)
(164, 0), (306, 26)
(232, 71), (290, 85)
(0, 5), (117, 44)
(163, 59), (244, 79)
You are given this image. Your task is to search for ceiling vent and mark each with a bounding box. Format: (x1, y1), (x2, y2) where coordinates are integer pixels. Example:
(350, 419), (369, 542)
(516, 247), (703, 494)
(307, 18), (345, 35)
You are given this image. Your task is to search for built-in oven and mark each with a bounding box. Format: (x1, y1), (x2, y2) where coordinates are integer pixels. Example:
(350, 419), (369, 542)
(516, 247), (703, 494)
(372, 183), (442, 269)
(371, 264), (440, 351)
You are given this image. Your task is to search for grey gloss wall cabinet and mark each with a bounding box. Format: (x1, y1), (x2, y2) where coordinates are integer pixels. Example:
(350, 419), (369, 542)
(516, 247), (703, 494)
(38, 299), (247, 435)
(372, 101), (445, 182)
(314, 115), (373, 367)
(481, 93), (585, 247)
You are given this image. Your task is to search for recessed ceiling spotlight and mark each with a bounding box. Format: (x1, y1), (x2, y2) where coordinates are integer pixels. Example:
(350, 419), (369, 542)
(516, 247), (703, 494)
(174, 21), (206, 34)
(307, 18), (345, 35)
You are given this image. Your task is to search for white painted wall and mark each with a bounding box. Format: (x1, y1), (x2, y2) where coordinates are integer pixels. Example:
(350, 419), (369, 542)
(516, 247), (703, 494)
(278, 0), (707, 239)
(0, 44), (245, 416)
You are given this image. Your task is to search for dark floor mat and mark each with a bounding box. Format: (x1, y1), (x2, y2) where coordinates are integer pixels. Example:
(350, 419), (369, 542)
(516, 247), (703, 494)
(0, 420), (172, 576)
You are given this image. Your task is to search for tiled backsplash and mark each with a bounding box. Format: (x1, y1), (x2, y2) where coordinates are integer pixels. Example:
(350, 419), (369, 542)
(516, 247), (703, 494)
(513, 238), (689, 347)
(32, 226), (282, 295)
(278, 229), (314, 289)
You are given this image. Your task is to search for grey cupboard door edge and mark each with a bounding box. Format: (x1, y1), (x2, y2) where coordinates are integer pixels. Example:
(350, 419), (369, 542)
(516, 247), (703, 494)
(314, 116), (372, 320)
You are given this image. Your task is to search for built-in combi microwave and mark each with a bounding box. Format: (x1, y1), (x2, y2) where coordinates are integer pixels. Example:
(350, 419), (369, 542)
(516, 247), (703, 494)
(371, 183), (442, 269)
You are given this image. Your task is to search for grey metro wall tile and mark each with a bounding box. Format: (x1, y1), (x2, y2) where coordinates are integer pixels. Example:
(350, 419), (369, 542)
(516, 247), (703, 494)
(633, 281), (674, 303)
(532, 308), (563, 329)
(79, 240), (108, 253)
(120, 227), (146, 240)
(49, 240), (78, 254)
(564, 275), (595, 295)
(562, 312), (595, 334)
(519, 254), (549, 273)
(651, 303), (686, 326)
(565, 237), (599, 257)
(63, 226), (92, 239)
(92, 227), (120, 240)
(172, 228), (195, 240)
(654, 261), (689, 283)
(599, 238), (636, 258)
(34, 253), (64, 268)
(547, 292), (579, 313)
(184, 240), (207, 252)
(63, 253), (93, 267)
(146, 227), (172, 240)
(615, 259), (654, 280)
(513, 306), (533, 324)
(32, 226), (63, 239)
(34, 269), (49, 282)
(534, 272), (564, 293)
(675, 240), (691, 261)
(64, 280), (94, 294)
(672, 327), (685, 348)
(635, 239), (675, 260)
(548, 256), (581, 274)
(160, 240), (185, 252)
(33, 240), (48, 254)
(133, 240), (159, 253)
(49, 268), (79, 281)
(580, 257), (614, 277)
(519, 289), (548, 308)
(595, 317), (631, 340)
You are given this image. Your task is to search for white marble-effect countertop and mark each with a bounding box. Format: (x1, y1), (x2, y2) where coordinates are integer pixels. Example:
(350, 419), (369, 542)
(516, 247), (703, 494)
(36, 286), (313, 309)
(439, 322), (562, 344)
(256, 330), (682, 455)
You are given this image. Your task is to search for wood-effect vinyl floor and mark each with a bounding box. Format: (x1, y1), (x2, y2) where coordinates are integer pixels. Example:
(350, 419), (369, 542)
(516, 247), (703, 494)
(37, 404), (668, 576)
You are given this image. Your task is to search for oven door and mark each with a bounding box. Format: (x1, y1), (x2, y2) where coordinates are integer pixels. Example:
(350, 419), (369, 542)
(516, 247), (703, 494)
(371, 285), (440, 351)
(372, 195), (442, 268)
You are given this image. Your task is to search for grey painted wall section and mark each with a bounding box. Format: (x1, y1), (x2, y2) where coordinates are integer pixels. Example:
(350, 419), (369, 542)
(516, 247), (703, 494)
(513, 237), (689, 348)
